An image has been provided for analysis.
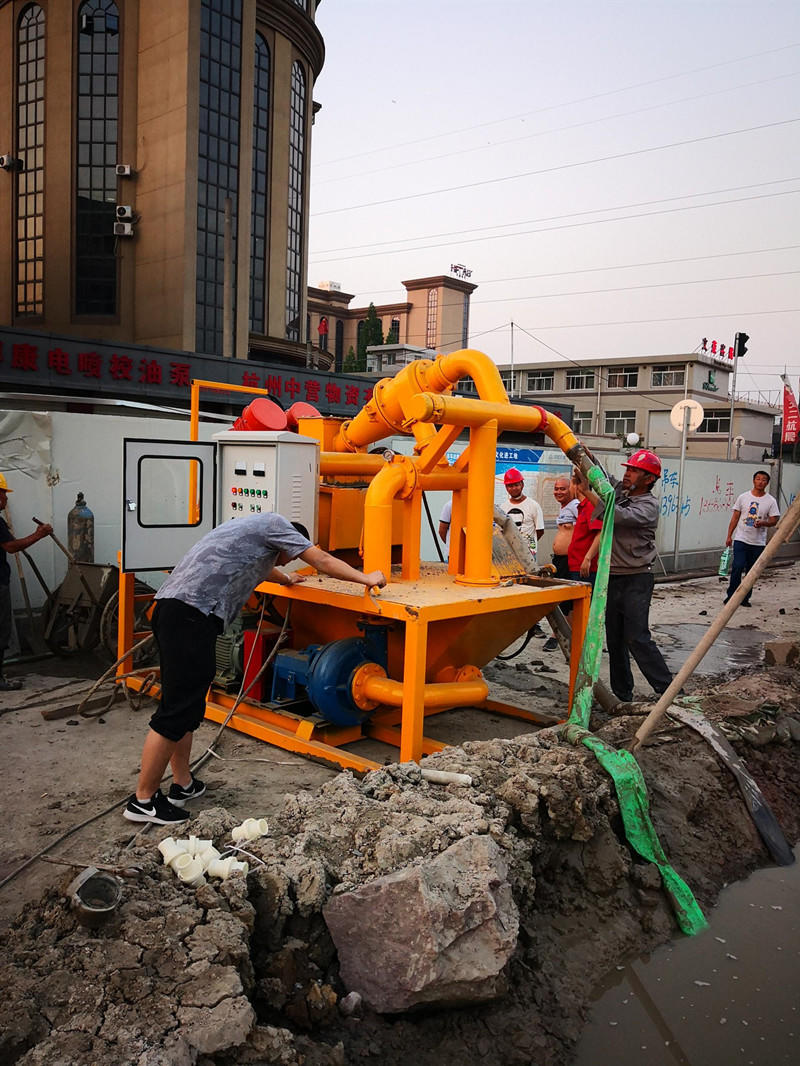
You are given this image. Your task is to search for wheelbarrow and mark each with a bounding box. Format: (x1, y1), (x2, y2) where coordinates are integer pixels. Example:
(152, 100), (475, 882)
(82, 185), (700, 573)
(30, 517), (118, 656)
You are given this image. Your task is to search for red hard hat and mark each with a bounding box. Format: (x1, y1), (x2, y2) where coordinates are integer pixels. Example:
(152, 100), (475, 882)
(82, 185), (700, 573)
(623, 449), (662, 478)
(503, 467), (524, 485)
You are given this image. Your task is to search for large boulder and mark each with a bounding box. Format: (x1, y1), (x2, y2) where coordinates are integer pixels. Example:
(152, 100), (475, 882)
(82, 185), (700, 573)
(323, 834), (518, 1013)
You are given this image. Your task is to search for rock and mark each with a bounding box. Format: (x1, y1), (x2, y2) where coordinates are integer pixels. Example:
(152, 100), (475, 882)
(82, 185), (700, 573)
(178, 994), (255, 1054)
(323, 834), (518, 1013)
(764, 641), (800, 667)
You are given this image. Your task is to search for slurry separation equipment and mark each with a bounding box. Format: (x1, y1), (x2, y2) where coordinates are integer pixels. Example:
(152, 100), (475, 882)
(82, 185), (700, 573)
(116, 349), (600, 771)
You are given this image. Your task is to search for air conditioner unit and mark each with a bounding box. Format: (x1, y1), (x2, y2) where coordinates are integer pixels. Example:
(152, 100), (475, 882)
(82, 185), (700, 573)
(114, 222), (134, 237)
(115, 164), (134, 177)
(116, 204), (134, 220)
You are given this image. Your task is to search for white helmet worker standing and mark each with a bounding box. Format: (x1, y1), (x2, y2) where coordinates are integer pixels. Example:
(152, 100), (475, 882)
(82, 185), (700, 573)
(0, 476), (53, 690)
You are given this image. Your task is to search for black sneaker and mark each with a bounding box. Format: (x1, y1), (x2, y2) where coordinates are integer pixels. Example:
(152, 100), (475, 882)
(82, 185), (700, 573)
(167, 775), (206, 807)
(542, 637), (559, 652)
(124, 789), (190, 825)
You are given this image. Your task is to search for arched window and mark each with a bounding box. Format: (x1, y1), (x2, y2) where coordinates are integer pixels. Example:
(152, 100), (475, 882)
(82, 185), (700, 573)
(285, 61), (306, 341)
(389, 317), (400, 343)
(15, 4), (45, 316)
(75, 0), (119, 316)
(334, 319), (344, 371)
(249, 33), (270, 334)
(426, 288), (438, 348)
(196, 0), (242, 354)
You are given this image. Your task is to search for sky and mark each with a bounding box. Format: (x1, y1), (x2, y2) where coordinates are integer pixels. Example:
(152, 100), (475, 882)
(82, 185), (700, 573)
(308, 0), (800, 405)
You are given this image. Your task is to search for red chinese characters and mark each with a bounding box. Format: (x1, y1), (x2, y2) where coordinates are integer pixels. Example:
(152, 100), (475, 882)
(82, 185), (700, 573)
(110, 355), (133, 380)
(345, 385), (360, 405)
(48, 348), (72, 375)
(12, 343), (38, 370)
(78, 351), (102, 378)
(304, 379), (320, 402)
(169, 362), (191, 387)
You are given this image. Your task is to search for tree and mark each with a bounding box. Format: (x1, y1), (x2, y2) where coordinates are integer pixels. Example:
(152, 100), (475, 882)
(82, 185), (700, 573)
(357, 302), (383, 372)
(343, 345), (357, 373)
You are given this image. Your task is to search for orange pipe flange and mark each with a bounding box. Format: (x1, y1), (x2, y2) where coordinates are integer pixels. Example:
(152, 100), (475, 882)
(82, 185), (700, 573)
(351, 662), (387, 712)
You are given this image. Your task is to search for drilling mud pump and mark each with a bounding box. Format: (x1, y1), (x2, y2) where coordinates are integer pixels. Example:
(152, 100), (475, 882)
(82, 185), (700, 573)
(117, 349), (600, 771)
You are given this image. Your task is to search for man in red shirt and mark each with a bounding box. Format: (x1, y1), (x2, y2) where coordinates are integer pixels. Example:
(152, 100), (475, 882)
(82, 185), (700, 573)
(567, 468), (602, 583)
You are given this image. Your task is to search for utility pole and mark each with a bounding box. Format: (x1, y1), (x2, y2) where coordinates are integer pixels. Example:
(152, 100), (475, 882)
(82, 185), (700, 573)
(509, 320), (515, 397)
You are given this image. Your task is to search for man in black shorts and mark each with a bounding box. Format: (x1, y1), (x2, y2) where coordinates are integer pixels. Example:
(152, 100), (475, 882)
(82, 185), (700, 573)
(125, 513), (386, 825)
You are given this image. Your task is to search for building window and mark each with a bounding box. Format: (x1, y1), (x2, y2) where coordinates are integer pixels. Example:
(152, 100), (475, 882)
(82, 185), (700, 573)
(426, 288), (438, 348)
(566, 370), (595, 391)
(696, 411), (730, 433)
(651, 364), (686, 388)
(461, 293), (470, 347)
(525, 370), (554, 392)
(387, 317), (400, 343)
(285, 61), (306, 342)
(75, 0), (119, 317)
(574, 411), (593, 434)
(606, 368), (638, 388)
(15, 4), (45, 316)
(459, 378), (476, 394)
(604, 410), (637, 435)
(335, 319), (344, 371)
(196, 0), (242, 354)
(249, 33), (270, 334)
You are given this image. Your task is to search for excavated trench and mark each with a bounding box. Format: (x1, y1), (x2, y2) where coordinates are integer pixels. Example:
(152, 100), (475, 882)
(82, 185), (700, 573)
(1, 665), (799, 1066)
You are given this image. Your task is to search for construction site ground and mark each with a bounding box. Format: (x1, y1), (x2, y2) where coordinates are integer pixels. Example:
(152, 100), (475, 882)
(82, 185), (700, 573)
(1, 563), (799, 1065)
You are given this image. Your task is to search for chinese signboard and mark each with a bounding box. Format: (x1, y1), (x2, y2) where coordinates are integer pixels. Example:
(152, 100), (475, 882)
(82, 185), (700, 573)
(783, 382), (799, 444)
(0, 326), (376, 418)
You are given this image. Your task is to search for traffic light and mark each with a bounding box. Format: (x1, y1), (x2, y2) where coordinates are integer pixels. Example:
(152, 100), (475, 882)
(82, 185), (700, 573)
(735, 332), (749, 358)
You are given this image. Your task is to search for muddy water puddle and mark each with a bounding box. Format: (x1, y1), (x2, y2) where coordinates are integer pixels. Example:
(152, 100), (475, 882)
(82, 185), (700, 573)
(652, 623), (776, 676)
(573, 848), (800, 1065)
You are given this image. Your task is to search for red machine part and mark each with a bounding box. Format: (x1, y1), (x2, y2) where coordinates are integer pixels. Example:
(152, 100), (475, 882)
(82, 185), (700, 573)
(232, 397), (288, 432)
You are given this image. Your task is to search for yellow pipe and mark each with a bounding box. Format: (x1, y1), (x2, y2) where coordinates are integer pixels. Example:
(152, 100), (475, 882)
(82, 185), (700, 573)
(362, 462), (408, 575)
(424, 349), (509, 404)
(460, 420), (498, 585)
(361, 674), (489, 709)
(407, 393), (580, 454)
(320, 453), (385, 476)
(330, 348), (511, 453)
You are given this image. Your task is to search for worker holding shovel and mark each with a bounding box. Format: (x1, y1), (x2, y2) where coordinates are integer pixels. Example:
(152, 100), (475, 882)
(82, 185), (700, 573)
(0, 474), (52, 691)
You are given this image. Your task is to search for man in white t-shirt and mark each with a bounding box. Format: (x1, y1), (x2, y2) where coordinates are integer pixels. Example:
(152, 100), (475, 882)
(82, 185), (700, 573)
(724, 470), (780, 607)
(438, 499), (452, 547)
(501, 468), (544, 561)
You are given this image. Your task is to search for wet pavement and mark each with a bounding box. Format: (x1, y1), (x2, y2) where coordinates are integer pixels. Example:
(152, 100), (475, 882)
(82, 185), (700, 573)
(573, 848), (800, 1065)
(653, 623), (777, 677)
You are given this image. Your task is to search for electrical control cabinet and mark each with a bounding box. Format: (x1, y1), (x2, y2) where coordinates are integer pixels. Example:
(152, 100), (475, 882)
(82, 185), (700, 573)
(213, 430), (319, 541)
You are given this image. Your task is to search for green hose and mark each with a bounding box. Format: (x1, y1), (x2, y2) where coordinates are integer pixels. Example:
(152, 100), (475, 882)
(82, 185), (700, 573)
(562, 464), (707, 936)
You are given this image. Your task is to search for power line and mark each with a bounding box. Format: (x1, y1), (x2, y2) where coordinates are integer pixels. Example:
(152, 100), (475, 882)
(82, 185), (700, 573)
(314, 70), (800, 186)
(312, 117), (800, 217)
(472, 270), (800, 306)
(350, 245), (800, 300)
(311, 186), (800, 264)
(315, 42), (800, 168)
(312, 177), (800, 255)
(513, 307), (800, 331)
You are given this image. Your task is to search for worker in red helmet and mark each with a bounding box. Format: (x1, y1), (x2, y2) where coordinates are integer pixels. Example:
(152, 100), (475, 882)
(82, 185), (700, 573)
(501, 468), (544, 562)
(576, 448), (673, 704)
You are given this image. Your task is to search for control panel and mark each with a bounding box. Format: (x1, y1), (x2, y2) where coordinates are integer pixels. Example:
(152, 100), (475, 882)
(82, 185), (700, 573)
(213, 430), (319, 541)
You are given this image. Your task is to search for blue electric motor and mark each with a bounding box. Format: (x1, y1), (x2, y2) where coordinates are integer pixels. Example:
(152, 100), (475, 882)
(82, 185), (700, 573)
(270, 622), (389, 726)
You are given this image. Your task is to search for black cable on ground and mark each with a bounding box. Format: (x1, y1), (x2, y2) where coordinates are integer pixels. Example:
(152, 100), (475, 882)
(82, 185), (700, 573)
(0, 596), (293, 893)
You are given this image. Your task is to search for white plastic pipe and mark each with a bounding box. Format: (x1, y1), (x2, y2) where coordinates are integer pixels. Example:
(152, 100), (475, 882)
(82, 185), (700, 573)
(231, 818), (268, 842)
(173, 854), (206, 888)
(207, 856), (249, 880)
(158, 836), (190, 868)
(174, 836), (213, 857)
(196, 845), (221, 872)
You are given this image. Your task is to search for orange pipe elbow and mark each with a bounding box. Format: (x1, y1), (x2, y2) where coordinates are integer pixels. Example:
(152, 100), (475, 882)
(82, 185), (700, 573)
(361, 674), (489, 710)
(362, 462), (408, 575)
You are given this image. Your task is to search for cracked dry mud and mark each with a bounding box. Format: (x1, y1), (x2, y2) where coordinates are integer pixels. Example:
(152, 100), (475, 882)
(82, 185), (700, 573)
(1, 567), (799, 1065)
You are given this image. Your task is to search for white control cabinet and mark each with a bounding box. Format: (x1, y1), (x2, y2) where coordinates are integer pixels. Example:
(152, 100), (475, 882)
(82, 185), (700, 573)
(214, 430), (319, 541)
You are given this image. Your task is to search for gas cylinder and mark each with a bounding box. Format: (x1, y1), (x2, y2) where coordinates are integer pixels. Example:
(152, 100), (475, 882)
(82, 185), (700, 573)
(68, 491), (94, 562)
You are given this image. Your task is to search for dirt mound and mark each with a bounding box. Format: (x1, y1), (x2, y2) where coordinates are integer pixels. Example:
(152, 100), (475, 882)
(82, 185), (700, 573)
(2, 668), (798, 1066)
